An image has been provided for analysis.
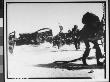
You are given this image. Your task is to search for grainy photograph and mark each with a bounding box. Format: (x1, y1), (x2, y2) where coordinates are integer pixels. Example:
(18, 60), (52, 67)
(4, 0), (109, 81)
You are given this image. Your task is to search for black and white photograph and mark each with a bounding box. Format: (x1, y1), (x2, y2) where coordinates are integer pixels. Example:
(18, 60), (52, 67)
(4, 0), (109, 82)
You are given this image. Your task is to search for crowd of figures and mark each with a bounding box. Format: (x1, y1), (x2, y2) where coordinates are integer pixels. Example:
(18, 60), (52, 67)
(53, 25), (80, 49)
(8, 12), (105, 66)
(8, 25), (83, 50)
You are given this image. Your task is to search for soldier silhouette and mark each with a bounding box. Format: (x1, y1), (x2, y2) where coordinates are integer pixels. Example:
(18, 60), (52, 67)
(80, 12), (103, 66)
(72, 25), (80, 50)
(58, 22), (63, 34)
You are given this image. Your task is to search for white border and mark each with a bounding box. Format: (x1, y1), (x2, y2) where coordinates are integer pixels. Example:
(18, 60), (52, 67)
(4, 0), (109, 82)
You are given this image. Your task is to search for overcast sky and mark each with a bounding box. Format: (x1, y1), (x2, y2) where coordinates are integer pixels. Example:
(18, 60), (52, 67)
(7, 3), (104, 37)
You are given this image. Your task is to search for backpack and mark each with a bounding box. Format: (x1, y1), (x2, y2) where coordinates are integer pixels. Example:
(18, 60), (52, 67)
(80, 12), (104, 40)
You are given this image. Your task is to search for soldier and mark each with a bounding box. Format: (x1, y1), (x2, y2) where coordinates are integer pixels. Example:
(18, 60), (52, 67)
(80, 12), (103, 66)
(58, 23), (63, 34)
(57, 23), (64, 48)
(9, 31), (16, 54)
(72, 25), (80, 50)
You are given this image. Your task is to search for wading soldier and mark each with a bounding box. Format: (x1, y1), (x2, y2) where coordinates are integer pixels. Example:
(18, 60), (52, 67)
(80, 12), (104, 66)
(72, 25), (80, 50)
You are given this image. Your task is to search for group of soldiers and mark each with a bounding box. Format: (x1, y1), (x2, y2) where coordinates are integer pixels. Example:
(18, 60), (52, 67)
(58, 23), (80, 50)
(58, 12), (105, 66)
(8, 12), (105, 66)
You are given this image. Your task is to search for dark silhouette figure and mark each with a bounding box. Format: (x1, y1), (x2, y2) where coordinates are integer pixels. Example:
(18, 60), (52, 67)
(80, 12), (103, 66)
(9, 31), (16, 54)
(72, 25), (80, 50)
(58, 23), (63, 33)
